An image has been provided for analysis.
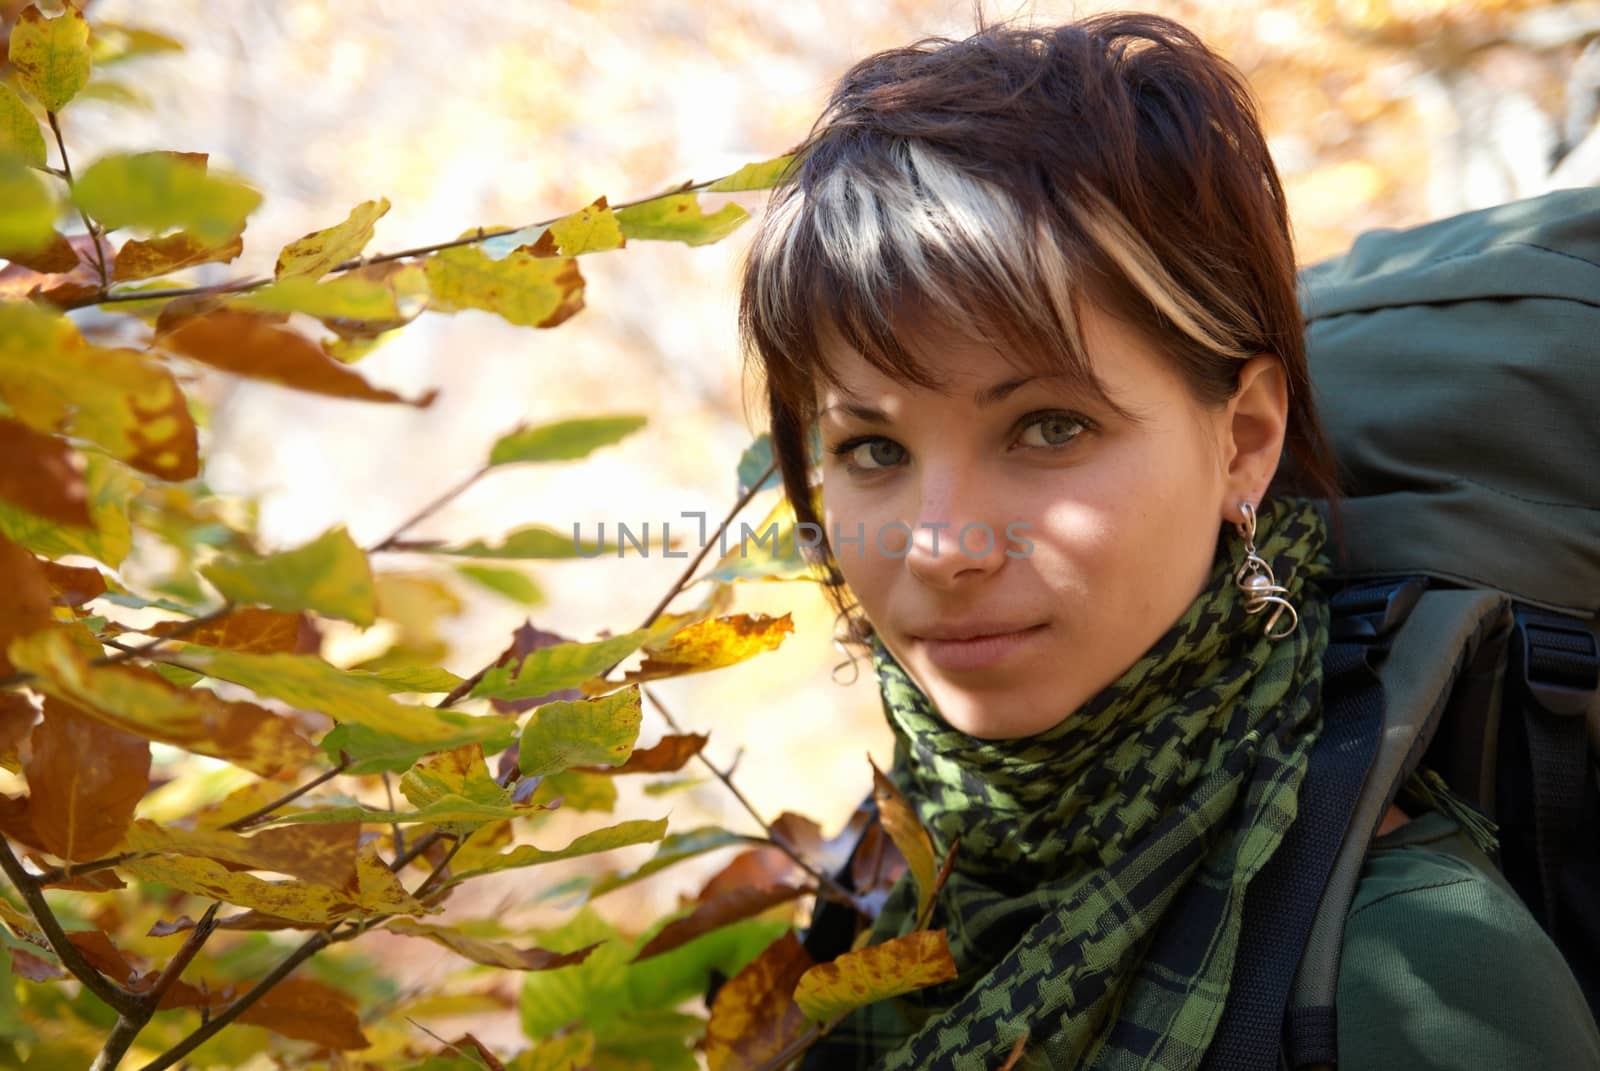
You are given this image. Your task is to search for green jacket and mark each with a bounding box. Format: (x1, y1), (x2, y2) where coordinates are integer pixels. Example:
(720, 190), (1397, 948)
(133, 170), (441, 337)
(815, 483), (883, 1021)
(1337, 809), (1600, 1069)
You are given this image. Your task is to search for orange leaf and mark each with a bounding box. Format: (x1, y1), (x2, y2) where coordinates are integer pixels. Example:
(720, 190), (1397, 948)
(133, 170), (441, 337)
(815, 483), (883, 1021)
(0, 691), (37, 766)
(25, 696), (150, 861)
(112, 231), (243, 282)
(793, 929), (958, 1023)
(0, 418), (89, 527)
(580, 732), (707, 775)
(871, 758), (938, 922)
(697, 846), (799, 903)
(155, 307), (437, 407)
(39, 560), (106, 607)
(145, 608), (318, 655)
(234, 977), (370, 1049)
(704, 931), (815, 1071)
(0, 534), (54, 677)
(633, 883), (806, 963)
(610, 613), (795, 688)
(383, 919), (603, 971)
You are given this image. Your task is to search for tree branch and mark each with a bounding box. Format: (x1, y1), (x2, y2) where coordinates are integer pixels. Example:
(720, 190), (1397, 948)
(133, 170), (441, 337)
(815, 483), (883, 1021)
(368, 463), (491, 554)
(46, 110), (111, 294)
(217, 759), (351, 832)
(0, 837), (140, 1015)
(92, 904), (222, 1071)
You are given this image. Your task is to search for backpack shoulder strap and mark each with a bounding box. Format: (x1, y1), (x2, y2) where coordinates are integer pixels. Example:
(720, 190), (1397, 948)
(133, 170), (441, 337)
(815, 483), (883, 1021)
(1282, 585), (1513, 1068)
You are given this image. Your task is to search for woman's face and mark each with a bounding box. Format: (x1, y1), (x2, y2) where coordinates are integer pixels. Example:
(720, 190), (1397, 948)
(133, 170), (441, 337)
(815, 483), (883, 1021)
(816, 302), (1282, 739)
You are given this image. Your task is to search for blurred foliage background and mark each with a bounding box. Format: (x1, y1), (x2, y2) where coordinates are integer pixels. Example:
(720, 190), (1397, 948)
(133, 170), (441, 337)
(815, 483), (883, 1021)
(6, 0), (1596, 1058)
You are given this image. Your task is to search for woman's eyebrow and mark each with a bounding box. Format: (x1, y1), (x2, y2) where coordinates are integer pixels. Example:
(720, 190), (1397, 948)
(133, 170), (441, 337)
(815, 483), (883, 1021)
(821, 375), (1053, 422)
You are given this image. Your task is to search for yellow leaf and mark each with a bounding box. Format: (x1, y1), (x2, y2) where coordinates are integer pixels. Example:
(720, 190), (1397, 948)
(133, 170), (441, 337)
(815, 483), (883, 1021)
(541, 196), (624, 256)
(706, 153), (799, 193)
(793, 929), (958, 1023)
(424, 243), (584, 328)
(704, 931), (813, 1071)
(0, 302), (198, 481)
(121, 817), (359, 887)
(275, 197), (390, 279)
(0, 156), (56, 253)
(8, 4), (92, 112)
(615, 194), (748, 246)
(199, 524), (377, 626)
(0, 450), (140, 567)
(0, 83), (47, 169)
(243, 262), (427, 333)
(7, 626), (316, 776)
(111, 230), (242, 282)
(383, 919), (602, 971)
(120, 854), (351, 924)
(518, 687), (642, 778)
(608, 613), (795, 688)
(871, 758), (940, 925)
(449, 818), (669, 882)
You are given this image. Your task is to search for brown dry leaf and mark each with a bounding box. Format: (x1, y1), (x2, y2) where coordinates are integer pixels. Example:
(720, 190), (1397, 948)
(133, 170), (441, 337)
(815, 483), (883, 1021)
(793, 929), (958, 1023)
(25, 696), (150, 861)
(871, 758), (938, 923)
(145, 607), (318, 654)
(121, 817), (359, 888)
(0, 232), (105, 306)
(703, 931), (815, 1071)
(384, 919), (603, 971)
(580, 731), (707, 775)
(0, 418), (89, 527)
(0, 690), (37, 767)
(632, 883), (807, 963)
(233, 977), (370, 1049)
(849, 817), (906, 898)
(155, 307), (437, 407)
(611, 613), (795, 688)
(39, 560), (106, 607)
(697, 846), (799, 903)
(0, 534), (54, 676)
(0, 231), (81, 274)
(112, 230), (244, 282)
(434, 1035), (506, 1071)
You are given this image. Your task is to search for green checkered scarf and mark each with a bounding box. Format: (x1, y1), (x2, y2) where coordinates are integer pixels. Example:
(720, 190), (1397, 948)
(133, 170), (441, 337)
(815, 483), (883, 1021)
(807, 496), (1330, 1071)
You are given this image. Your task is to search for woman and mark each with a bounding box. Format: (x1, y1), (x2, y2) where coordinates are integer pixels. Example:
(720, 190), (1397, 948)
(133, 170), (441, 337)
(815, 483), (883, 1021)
(736, 12), (1600, 1071)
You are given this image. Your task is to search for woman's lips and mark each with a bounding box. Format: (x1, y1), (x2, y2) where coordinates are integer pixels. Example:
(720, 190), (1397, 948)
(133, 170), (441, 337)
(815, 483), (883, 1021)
(918, 623), (1049, 672)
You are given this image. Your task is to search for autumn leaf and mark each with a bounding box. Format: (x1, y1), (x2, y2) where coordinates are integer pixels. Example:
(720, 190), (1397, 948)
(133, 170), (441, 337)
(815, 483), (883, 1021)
(0, 534), (56, 677)
(111, 230), (242, 282)
(156, 307), (437, 407)
(275, 196), (390, 279)
(706, 153), (799, 193)
(615, 193), (748, 246)
(424, 242), (584, 328)
(73, 151), (261, 243)
(469, 628), (654, 704)
(870, 759), (938, 922)
(8, 5), (92, 112)
(447, 817), (669, 883)
(456, 564), (544, 606)
(121, 852), (387, 925)
(581, 732), (707, 776)
(229, 977), (370, 1049)
(794, 929), (958, 1023)
(0, 301), (198, 481)
(7, 625), (316, 776)
(488, 414), (647, 466)
(197, 525), (374, 625)
(586, 826), (750, 899)
(24, 696), (149, 861)
(704, 495), (814, 584)
(0, 83), (46, 167)
(0, 451), (141, 568)
(703, 930), (815, 1071)
(144, 607), (315, 654)
(319, 713), (515, 777)
(384, 919), (603, 971)
(0, 228), (79, 274)
(0, 156), (56, 254)
(121, 818), (359, 888)
(426, 523), (612, 560)
(528, 196), (625, 257)
(529, 769), (619, 813)
(605, 613), (795, 689)
(0, 419), (88, 527)
(243, 261), (428, 338)
(697, 845), (801, 903)
(518, 687), (642, 778)
(632, 883), (806, 963)
(0, 691), (37, 769)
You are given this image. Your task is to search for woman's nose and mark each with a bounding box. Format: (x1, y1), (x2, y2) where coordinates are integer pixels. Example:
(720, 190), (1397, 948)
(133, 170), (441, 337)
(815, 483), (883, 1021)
(900, 476), (1009, 588)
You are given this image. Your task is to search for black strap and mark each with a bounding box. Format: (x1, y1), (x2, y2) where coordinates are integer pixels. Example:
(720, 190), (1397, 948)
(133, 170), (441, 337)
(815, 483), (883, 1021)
(1200, 637), (1387, 1071)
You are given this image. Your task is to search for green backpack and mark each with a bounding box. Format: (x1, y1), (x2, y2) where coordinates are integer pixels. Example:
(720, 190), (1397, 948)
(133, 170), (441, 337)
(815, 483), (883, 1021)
(1212, 185), (1600, 1069)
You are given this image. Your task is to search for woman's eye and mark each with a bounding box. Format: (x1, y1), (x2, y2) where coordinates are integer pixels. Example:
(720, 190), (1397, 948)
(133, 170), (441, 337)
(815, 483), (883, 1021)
(832, 437), (906, 471)
(1016, 412), (1086, 448)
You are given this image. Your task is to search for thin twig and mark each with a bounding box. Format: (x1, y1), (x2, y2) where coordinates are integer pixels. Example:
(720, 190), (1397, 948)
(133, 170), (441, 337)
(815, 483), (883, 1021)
(217, 759), (351, 832)
(46, 110), (110, 293)
(368, 463), (490, 554)
(0, 837), (140, 1015)
(0, 602), (236, 692)
(93, 903), (223, 1070)
(87, 174), (721, 311)
(382, 772), (406, 858)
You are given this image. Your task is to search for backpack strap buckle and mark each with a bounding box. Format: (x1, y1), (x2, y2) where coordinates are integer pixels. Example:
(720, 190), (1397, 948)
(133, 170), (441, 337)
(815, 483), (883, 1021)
(1514, 607), (1600, 717)
(1327, 576), (1428, 643)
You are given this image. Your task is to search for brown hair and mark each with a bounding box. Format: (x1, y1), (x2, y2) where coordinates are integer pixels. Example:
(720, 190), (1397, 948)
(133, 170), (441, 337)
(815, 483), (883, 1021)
(738, 12), (1340, 633)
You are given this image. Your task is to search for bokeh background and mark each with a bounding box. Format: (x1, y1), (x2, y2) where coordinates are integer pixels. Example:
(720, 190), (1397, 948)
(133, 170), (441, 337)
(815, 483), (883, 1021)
(24, 0), (1600, 1055)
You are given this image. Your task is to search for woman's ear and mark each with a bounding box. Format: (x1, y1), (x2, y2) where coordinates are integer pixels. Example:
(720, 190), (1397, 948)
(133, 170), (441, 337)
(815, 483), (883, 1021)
(1220, 354), (1289, 519)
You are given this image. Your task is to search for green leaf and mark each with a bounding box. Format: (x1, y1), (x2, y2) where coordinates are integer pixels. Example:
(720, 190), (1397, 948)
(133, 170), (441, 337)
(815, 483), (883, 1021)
(8, 4), (92, 112)
(427, 524), (609, 560)
(73, 151), (261, 243)
(469, 629), (652, 703)
(454, 564), (544, 605)
(519, 687), (642, 779)
(319, 717), (517, 776)
(89, 23), (184, 65)
(199, 525), (376, 626)
(0, 450), (139, 567)
(489, 415), (647, 466)
(275, 197), (390, 279)
(449, 818), (670, 883)
(241, 264), (425, 325)
(705, 153), (798, 192)
(423, 244), (584, 328)
(172, 646), (513, 748)
(0, 84), (46, 168)
(75, 80), (148, 109)
(543, 196), (624, 256)
(344, 664), (465, 694)
(735, 433), (781, 496)
(586, 826), (749, 899)
(0, 154), (57, 252)
(615, 194), (748, 246)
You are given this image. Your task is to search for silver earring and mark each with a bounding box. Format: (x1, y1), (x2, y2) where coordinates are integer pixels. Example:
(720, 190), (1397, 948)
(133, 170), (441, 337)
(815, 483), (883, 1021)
(1233, 501), (1298, 640)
